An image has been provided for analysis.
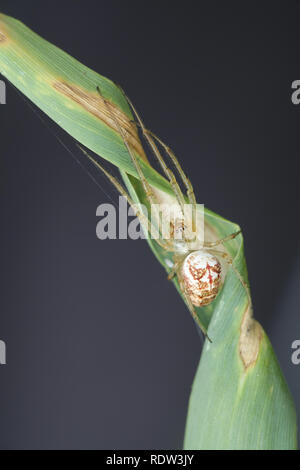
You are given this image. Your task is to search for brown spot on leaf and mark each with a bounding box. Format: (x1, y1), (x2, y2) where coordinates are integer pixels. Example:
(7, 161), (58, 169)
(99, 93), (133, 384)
(53, 81), (147, 162)
(0, 17), (8, 44)
(239, 304), (263, 371)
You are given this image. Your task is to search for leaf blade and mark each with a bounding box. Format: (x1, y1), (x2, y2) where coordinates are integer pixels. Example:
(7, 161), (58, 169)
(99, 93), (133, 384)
(0, 13), (171, 194)
(0, 13), (297, 450)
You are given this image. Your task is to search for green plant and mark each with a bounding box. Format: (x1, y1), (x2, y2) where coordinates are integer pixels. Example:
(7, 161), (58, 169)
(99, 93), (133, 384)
(0, 13), (297, 449)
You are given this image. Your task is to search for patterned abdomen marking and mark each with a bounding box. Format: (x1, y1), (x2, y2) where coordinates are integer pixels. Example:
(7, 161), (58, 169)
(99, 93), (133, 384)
(181, 250), (222, 306)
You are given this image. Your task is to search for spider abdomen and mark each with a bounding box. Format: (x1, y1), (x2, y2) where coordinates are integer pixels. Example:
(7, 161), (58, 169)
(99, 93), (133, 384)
(181, 250), (222, 307)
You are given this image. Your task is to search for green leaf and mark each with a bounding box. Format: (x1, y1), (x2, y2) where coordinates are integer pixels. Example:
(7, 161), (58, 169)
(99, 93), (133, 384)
(0, 13), (171, 195)
(123, 173), (297, 450)
(0, 13), (297, 450)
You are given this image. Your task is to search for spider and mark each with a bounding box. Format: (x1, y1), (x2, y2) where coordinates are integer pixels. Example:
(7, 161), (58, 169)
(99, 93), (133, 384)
(79, 85), (250, 341)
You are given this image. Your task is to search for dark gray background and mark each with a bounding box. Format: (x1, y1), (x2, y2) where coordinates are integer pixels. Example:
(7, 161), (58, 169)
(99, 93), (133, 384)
(0, 1), (299, 449)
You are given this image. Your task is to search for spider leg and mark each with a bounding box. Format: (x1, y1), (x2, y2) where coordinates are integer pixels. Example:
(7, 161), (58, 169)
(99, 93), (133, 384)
(77, 145), (172, 251)
(96, 86), (169, 246)
(117, 86), (195, 238)
(167, 262), (180, 280)
(210, 248), (252, 305)
(203, 230), (241, 248)
(146, 129), (198, 233)
(176, 266), (212, 342)
(167, 271), (176, 281)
